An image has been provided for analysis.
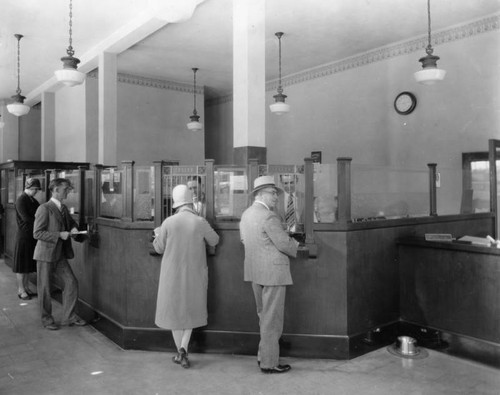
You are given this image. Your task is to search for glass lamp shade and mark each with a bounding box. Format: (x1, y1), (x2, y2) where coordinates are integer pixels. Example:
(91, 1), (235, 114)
(269, 101), (290, 115)
(7, 102), (30, 117)
(55, 68), (86, 87)
(414, 68), (446, 85)
(187, 120), (203, 131)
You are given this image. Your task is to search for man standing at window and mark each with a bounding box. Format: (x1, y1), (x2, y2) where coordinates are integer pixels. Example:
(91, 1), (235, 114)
(240, 175), (299, 373)
(33, 178), (86, 330)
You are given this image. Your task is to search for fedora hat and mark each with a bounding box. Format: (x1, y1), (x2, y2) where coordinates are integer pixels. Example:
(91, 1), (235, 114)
(252, 175), (283, 195)
(172, 184), (194, 209)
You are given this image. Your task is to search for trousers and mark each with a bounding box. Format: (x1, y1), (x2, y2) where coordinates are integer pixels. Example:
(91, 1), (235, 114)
(37, 259), (79, 326)
(251, 283), (286, 369)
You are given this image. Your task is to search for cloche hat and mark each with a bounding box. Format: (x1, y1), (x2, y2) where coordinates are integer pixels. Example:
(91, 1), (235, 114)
(25, 178), (41, 189)
(172, 184), (194, 209)
(251, 175), (283, 195)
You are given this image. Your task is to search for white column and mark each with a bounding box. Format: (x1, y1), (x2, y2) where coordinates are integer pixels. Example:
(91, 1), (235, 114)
(233, 0), (266, 149)
(40, 92), (56, 161)
(98, 52), (118, 166)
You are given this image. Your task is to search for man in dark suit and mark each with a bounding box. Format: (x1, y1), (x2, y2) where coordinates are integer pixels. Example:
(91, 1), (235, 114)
(240, 175), (299, 374)
(33, 178), (87, 330)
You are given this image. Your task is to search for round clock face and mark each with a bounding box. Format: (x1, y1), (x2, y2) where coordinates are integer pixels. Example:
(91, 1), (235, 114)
(394, 92), (417, 115)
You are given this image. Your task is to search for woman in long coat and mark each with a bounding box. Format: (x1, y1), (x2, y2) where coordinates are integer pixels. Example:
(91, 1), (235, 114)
(13, 178), (41, 300)
(153, 184), (219, 369)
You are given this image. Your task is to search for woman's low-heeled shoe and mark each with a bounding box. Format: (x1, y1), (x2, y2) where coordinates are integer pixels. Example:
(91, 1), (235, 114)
(179, 347), (190, 369)
(260, 364), (291, 374)
(18, 292), (31, 300)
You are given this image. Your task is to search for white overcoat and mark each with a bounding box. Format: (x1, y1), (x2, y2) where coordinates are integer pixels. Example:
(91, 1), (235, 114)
(153, 206), (219, 330)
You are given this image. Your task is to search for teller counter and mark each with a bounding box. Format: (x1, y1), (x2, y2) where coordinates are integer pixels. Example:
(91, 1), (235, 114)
(70, 212), (495, 360)
(1, 158), (497, 361)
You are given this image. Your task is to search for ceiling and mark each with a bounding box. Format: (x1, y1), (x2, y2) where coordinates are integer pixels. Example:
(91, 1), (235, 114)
(1, 0), (499, 104)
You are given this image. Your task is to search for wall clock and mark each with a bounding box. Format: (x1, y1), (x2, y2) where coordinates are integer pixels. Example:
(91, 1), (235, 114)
(394, 91), (417, 115)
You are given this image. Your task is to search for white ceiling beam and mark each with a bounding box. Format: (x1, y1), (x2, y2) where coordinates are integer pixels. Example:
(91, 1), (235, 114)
(25, 0), (207, 106)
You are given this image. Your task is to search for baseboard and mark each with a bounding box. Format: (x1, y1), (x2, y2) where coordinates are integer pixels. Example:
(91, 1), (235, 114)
(73, 297), (500, 366)
(399, 321), (500, 368)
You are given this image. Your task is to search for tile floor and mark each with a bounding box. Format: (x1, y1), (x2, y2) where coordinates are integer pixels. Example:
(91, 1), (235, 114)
(0, 260), (498, 395)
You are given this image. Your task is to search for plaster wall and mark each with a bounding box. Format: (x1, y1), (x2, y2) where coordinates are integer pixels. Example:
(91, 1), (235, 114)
(18, 106), (41, 161)
(206, 98), (234, 164)
(116, 81), (205, 166)
(206, 30), (500, 168)
(55, 83), (87, 162)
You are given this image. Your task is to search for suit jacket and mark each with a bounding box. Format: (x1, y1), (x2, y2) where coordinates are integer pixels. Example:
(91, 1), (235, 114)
(240, 202), (299, 286)
(33, 200), (78, 262)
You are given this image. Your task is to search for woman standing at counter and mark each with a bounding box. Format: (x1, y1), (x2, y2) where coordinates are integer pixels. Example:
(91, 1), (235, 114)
(153, 184), (219, 369)
(13, 178), (41, 300)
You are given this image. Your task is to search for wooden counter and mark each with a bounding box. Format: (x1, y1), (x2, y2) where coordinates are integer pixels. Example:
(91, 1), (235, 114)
(2, 211), (495, 361)
(398, 237), (500, 367)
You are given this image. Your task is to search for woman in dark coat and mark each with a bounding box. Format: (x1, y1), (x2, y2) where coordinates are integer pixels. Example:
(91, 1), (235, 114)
(13, 178), (41, 300)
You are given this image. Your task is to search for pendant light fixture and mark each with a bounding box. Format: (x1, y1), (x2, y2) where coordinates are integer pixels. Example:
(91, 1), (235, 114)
(270, 32), (290, 115)
(54, 0), (85, 87)
(7, 34), (30, 117)
(414, 0), (446, 85)
(187, 68), (203, 132)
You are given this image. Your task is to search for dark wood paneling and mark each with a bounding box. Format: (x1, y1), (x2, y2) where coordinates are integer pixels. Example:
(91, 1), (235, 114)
(346, 216), (495, 336)
(399, 241), (500, 344)
(15, 213), (495, 360)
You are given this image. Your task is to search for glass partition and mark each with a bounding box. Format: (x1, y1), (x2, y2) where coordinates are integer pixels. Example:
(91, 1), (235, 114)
(134, 166), (154, 221)
(161, 165), (206, 219)
(55, 170), (80, 214)
(313, 163), (338, 223)
(7, 170), (15, 203)
(15, 172), (24, 200)
(100, 168), (124, 219)
(84, 170), (95, 219)
(14, 170), (47, 205)
(214, 165), (248, 221)
(351, 164), (429, 220)
(0, 170), (6, 207)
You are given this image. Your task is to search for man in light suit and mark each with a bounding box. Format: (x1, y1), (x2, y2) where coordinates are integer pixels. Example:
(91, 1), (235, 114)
(240, 175), (299, 374)
(33, 178), (87, 330)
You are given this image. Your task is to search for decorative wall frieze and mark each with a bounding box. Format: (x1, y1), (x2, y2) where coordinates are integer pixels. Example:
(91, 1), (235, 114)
(87, 69), (203, 95)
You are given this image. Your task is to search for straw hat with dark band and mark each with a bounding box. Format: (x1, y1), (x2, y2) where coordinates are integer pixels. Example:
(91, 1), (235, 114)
(251, 175), (283, 195)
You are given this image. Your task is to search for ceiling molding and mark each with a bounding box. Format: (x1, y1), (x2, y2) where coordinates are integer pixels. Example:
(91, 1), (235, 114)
(266, 14), (500, 92)
(208, 14), (499, 107)
(88, 70), (203, 94)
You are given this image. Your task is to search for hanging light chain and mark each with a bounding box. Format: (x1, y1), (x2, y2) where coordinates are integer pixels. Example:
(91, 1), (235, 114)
(67, 0), (75, 56)
(276, 32), (284, 95)
(425, 0), (434, 55)
(15, 34), (23, 95)
(192, 68), (198, 116)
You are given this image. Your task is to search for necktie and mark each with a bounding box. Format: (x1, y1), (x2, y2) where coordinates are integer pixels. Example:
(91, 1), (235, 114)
(285, 193), (296, 231)
(61, 205), (69, 231)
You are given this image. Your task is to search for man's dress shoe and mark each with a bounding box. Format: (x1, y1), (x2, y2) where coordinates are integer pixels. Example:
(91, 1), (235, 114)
(63, 318), (88, 327)
(260, 364), (291, 374)
(44, 323), (59, 331)
(17, 292), (31, 301)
